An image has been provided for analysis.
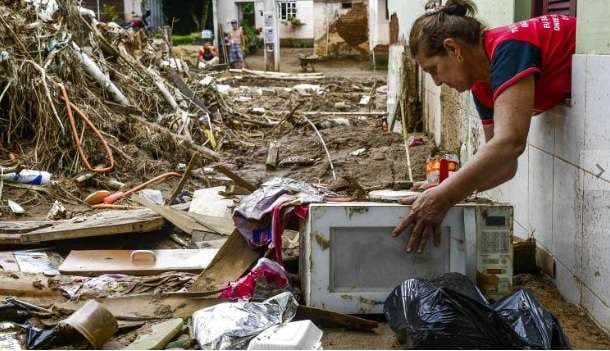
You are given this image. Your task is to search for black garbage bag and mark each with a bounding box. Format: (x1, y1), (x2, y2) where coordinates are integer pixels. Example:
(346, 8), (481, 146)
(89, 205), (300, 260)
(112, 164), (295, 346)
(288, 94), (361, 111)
(0, 302), (31, 323)
(384, 273), (571, 349)
(25, 326), (59, 350)
(493, 289), (571, 349)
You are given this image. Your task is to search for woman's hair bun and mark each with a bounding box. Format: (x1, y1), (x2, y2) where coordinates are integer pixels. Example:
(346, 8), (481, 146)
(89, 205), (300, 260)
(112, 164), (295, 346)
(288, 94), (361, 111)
(442, 0), (478, 17)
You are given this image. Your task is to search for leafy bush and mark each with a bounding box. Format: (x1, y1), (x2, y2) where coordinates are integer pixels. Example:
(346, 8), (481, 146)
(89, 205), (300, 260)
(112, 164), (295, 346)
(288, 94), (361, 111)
(287, 17), (305, 29)
(172, 33), (198, 46)
(241, 23), (261, 55)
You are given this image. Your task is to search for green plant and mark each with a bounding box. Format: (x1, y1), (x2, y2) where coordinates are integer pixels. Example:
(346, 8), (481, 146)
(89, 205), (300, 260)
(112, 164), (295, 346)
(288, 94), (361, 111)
(282, 16), (305, 42)
(241, 23), (261, 55)
(287, 17), (305, 29)
(101, 4), (120, 22)
(172, 33), (198, 46)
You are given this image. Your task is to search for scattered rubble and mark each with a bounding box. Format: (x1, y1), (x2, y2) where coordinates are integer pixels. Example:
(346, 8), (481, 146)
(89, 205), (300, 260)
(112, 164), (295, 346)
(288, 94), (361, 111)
(0, 1), (606, 350)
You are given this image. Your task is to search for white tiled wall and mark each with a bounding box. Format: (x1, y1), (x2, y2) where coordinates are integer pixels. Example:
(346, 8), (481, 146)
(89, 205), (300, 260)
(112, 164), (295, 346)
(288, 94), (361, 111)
(424, 36), (610, 336)
(555, 56), (587, 166)
(388, 0), (610, 332)
(495, 54), (610, 332)
(528, 146), (554, 251)
(585, 56), (610, 151)
(529, 112), (556, 154)
(552, 158), (582, 273)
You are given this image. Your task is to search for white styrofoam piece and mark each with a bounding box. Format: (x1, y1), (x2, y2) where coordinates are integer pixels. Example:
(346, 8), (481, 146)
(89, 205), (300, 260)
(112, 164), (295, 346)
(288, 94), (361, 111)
(189, 187), (233, 218)
(7, 200), (25, 214)
(368, 190), (419, 201)
(248, 321), (323, 350)
(138, 189), (164, 205)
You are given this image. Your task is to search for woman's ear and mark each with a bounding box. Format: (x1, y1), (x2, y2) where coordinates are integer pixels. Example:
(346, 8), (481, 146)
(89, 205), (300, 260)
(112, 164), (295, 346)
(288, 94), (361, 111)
(443, 38), (461, 58)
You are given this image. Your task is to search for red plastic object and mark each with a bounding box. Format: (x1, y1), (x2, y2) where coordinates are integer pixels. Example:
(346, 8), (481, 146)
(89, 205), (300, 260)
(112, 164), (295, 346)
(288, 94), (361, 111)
(219, 258), (289, 301)
(439, 159), (449, 183)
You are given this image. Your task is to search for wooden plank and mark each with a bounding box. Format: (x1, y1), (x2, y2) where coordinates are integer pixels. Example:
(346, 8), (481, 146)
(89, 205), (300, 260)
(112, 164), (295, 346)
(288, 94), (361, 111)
(0, 252), (19, 272)
(125, 318), (184, 350)
(58, 249), (218, 276)
(190, 230), (259, 293)
(55, 292), (377, 333)
(0, 204), (190, 245)
(137, 196), (231, 236)
(137, 196), (204, 235)
(213, 164), (257, 193)
(296, 305), (379, 332)
(0, 221), (53, 234)
(303, 111), (388, 116)
(0, 272), (64, 298)
(55, 293), (221, 320)
(0, 208), (166, 245)
(186, 212), (234, 236)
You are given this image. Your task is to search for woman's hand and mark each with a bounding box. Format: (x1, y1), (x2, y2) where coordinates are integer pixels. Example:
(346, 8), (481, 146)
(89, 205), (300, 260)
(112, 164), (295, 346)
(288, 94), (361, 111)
(391, 187), (452, 254)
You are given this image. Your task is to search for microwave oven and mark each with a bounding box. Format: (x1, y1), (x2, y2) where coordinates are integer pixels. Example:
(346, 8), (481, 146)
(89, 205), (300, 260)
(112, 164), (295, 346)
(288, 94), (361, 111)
(300, 202), (513, 314)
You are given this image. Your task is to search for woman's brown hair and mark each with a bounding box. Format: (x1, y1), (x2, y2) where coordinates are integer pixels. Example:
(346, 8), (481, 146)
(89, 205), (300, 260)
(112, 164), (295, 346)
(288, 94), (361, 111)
(409, 0), (484, 57)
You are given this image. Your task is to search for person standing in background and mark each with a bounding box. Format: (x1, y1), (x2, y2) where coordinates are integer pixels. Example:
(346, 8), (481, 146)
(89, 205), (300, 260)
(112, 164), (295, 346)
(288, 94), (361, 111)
(227, 19), (245, 69)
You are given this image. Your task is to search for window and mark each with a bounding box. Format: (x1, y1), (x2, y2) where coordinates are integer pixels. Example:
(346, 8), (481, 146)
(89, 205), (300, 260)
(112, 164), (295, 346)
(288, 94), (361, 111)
(279, 1), (297, 20)
(341, 2), (352, 9)
(533, 0), (577, 17)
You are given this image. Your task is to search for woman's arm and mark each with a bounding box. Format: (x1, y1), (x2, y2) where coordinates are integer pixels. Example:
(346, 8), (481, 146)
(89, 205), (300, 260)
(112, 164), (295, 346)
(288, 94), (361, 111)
(392, 76), (534, 253)
(474, 123), (519, 192)
(439, 75), (534, 202)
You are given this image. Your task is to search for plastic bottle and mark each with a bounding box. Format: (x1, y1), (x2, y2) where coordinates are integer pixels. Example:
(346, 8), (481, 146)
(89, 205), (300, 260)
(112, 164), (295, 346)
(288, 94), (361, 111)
(426, 154), (459, 186)
(1, 170), (52, 185)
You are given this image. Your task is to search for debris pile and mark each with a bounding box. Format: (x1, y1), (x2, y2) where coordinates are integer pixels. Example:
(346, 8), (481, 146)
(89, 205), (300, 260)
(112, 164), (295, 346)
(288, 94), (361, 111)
(0, 0), (273, 179)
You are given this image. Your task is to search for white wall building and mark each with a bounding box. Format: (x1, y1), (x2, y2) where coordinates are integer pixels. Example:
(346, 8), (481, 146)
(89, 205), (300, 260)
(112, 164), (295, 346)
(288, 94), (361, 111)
(387, 0), (610, 333)
(217, 0), (314, 40)
(367, 0), (389, 51)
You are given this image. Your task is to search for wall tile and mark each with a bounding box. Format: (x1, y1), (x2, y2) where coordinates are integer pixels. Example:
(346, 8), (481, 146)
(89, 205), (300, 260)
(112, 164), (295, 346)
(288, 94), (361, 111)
(555, 55), (587, 166)
(529, 111), (556, 155)
(580, 171), (610, 303)
(582, 285), (610, 335)
(585, 55), (610, 151)
(513, 146), (530, 229)
(529, 147), (554, 250)
(552, 159), (583, 272)
(514, 219), (529, 239)
(555, 260), (581, 305)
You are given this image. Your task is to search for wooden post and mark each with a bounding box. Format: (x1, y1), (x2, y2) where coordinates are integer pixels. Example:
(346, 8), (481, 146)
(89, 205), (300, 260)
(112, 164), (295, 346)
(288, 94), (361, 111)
(265, 141), (280, 170)
(167, 152), (199, 205)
